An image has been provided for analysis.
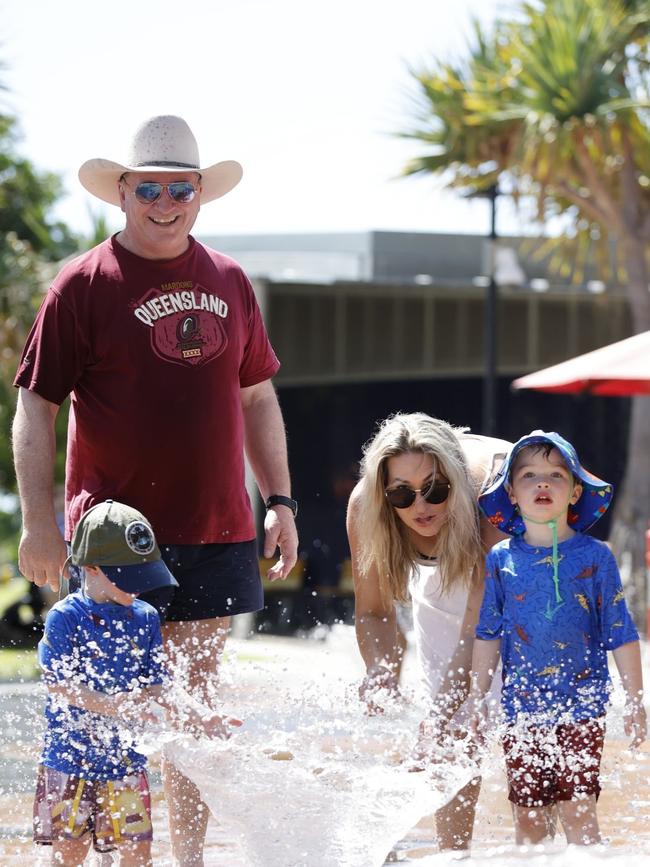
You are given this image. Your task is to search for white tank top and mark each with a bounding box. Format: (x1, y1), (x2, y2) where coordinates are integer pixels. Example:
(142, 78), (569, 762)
(409, 559), (500, 722)
(409, 560), (468, 700)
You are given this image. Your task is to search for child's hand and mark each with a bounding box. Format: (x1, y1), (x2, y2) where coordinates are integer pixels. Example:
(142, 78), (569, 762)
(623, 699), (647, 749)
(112, 691), (160, 724)
(188, 711), (243, 740)
(467, 695), (489, 747)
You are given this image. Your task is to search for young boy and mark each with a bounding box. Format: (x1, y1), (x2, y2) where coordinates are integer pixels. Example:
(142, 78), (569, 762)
(33, 500), (239, 866)
(470, 431), (646, 847)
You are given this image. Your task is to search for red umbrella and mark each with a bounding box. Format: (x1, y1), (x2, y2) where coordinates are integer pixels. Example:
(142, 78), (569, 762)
(511, 330), (650, 396)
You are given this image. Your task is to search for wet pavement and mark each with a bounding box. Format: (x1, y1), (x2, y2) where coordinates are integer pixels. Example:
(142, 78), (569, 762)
(0, 631), (647, 865)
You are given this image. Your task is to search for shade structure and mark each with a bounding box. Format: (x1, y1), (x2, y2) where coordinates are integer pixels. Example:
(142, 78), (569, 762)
(511, 330), (650, 396)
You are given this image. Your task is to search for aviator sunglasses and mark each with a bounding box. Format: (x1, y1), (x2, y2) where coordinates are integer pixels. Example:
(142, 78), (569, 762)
(121, 177), (199, 204)
(385, 479), (451, 509)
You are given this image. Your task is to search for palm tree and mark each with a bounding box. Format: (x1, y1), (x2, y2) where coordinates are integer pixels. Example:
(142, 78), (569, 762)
(401, 0), (650, 619)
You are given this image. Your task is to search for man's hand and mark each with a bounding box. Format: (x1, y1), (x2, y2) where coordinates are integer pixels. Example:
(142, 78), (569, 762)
(264, 506), (298, 581)
(240, 378), (297, 582)
(18, 524), (67, 593)
(13, 388), (62, 591)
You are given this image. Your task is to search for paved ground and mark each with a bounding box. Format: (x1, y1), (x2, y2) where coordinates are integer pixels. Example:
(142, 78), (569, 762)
(0, 630), (647, 865)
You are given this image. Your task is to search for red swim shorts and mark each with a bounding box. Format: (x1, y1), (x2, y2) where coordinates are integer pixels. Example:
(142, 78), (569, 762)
(502, 717), (605, 807)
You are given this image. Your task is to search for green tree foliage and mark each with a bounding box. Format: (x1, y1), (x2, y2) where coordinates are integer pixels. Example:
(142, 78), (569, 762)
(0, 115), (78, 261)
(402, 0), (650, 618)
(404, 0), (650, 292)
(0, 113), (79, 496)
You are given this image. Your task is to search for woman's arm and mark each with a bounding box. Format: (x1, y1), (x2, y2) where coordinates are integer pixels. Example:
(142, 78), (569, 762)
(347, 486), (401, 707)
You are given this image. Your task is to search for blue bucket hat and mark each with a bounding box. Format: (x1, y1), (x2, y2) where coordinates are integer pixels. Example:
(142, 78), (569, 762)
(478, 430), (613, 536)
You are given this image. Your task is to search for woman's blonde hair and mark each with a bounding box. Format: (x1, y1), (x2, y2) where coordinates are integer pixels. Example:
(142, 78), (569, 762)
(356, 412), (482, 603)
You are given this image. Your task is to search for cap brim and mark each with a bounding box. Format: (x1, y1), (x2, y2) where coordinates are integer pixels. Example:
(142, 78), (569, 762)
(102, 560), (179, 595)
(78, 158), (243, 207)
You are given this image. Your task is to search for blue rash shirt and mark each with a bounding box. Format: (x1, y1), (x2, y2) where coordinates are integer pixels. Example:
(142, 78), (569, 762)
(476, 533), (639, 724)
(38, 591), (165, 779)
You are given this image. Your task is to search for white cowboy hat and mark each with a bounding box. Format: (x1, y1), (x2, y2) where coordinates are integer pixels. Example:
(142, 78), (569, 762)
(78, 115), (243, 207)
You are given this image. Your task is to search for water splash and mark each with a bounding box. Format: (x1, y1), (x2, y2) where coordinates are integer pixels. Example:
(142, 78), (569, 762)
(0, 625), (647, 865)
(148, 672), (477, 867)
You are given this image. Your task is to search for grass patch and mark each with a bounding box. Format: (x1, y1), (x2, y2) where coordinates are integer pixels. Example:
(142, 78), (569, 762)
(0, 577), (29, 614)
(0, 578), (41, 682)
(0, 648), (39, 683)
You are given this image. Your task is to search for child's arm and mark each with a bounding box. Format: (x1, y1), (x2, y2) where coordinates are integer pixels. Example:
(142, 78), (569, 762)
(46, 682), (157, 722)
(468, 638), (501, 740)
(142, 612), (242, 738)
(467, 549), (504, 739)
(612, 640), (647, 749)
(48, 681), (242, 739)
(145, 683), (242, 740)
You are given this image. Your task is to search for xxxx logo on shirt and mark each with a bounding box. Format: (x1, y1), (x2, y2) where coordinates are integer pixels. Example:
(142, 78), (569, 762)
(132, 282), (229, 367)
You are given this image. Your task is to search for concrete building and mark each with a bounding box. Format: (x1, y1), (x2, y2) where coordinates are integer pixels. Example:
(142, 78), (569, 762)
(200, 231), (634, 628)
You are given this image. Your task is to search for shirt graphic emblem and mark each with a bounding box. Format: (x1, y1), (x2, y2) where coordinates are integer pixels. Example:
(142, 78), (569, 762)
(132, 284), (229, 367)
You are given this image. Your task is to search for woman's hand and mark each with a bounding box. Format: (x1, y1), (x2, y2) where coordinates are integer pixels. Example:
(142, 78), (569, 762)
(359, 665), (401, 714)
(408, 715), (478, 774)
(408, 716), (450, 770)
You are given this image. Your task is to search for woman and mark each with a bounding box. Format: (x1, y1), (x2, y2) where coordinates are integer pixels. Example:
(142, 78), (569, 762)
(347, 412), (510, 852)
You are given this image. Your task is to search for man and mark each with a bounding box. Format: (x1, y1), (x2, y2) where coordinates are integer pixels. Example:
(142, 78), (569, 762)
(13, 115), (298, 865)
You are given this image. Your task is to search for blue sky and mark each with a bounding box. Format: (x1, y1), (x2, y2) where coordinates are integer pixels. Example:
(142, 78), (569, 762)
(1, 0), (521, 238)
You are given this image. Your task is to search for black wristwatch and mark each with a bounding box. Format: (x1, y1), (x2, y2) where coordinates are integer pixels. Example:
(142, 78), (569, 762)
(265, 495), (298, 517)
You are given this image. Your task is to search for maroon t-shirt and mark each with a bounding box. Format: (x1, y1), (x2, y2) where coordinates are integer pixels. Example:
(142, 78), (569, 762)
(14, 235), (280, 543)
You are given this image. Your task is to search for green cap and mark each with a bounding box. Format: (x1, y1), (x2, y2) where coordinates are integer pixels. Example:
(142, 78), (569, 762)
(70, 500), (178, 594)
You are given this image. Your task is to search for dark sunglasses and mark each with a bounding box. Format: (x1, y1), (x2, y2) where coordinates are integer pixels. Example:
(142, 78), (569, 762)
(122, 179), (199, 204)
(385, 480), (451, 509)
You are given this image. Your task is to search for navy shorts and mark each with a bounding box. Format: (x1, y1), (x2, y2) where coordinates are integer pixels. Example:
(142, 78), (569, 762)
(151, 540), (263, 622)
(68, 541), (263, 623)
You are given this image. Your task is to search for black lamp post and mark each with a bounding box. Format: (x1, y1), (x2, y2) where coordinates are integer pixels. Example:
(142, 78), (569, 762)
(483, 184), (499, 437)
(469, 183), (500, 437)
